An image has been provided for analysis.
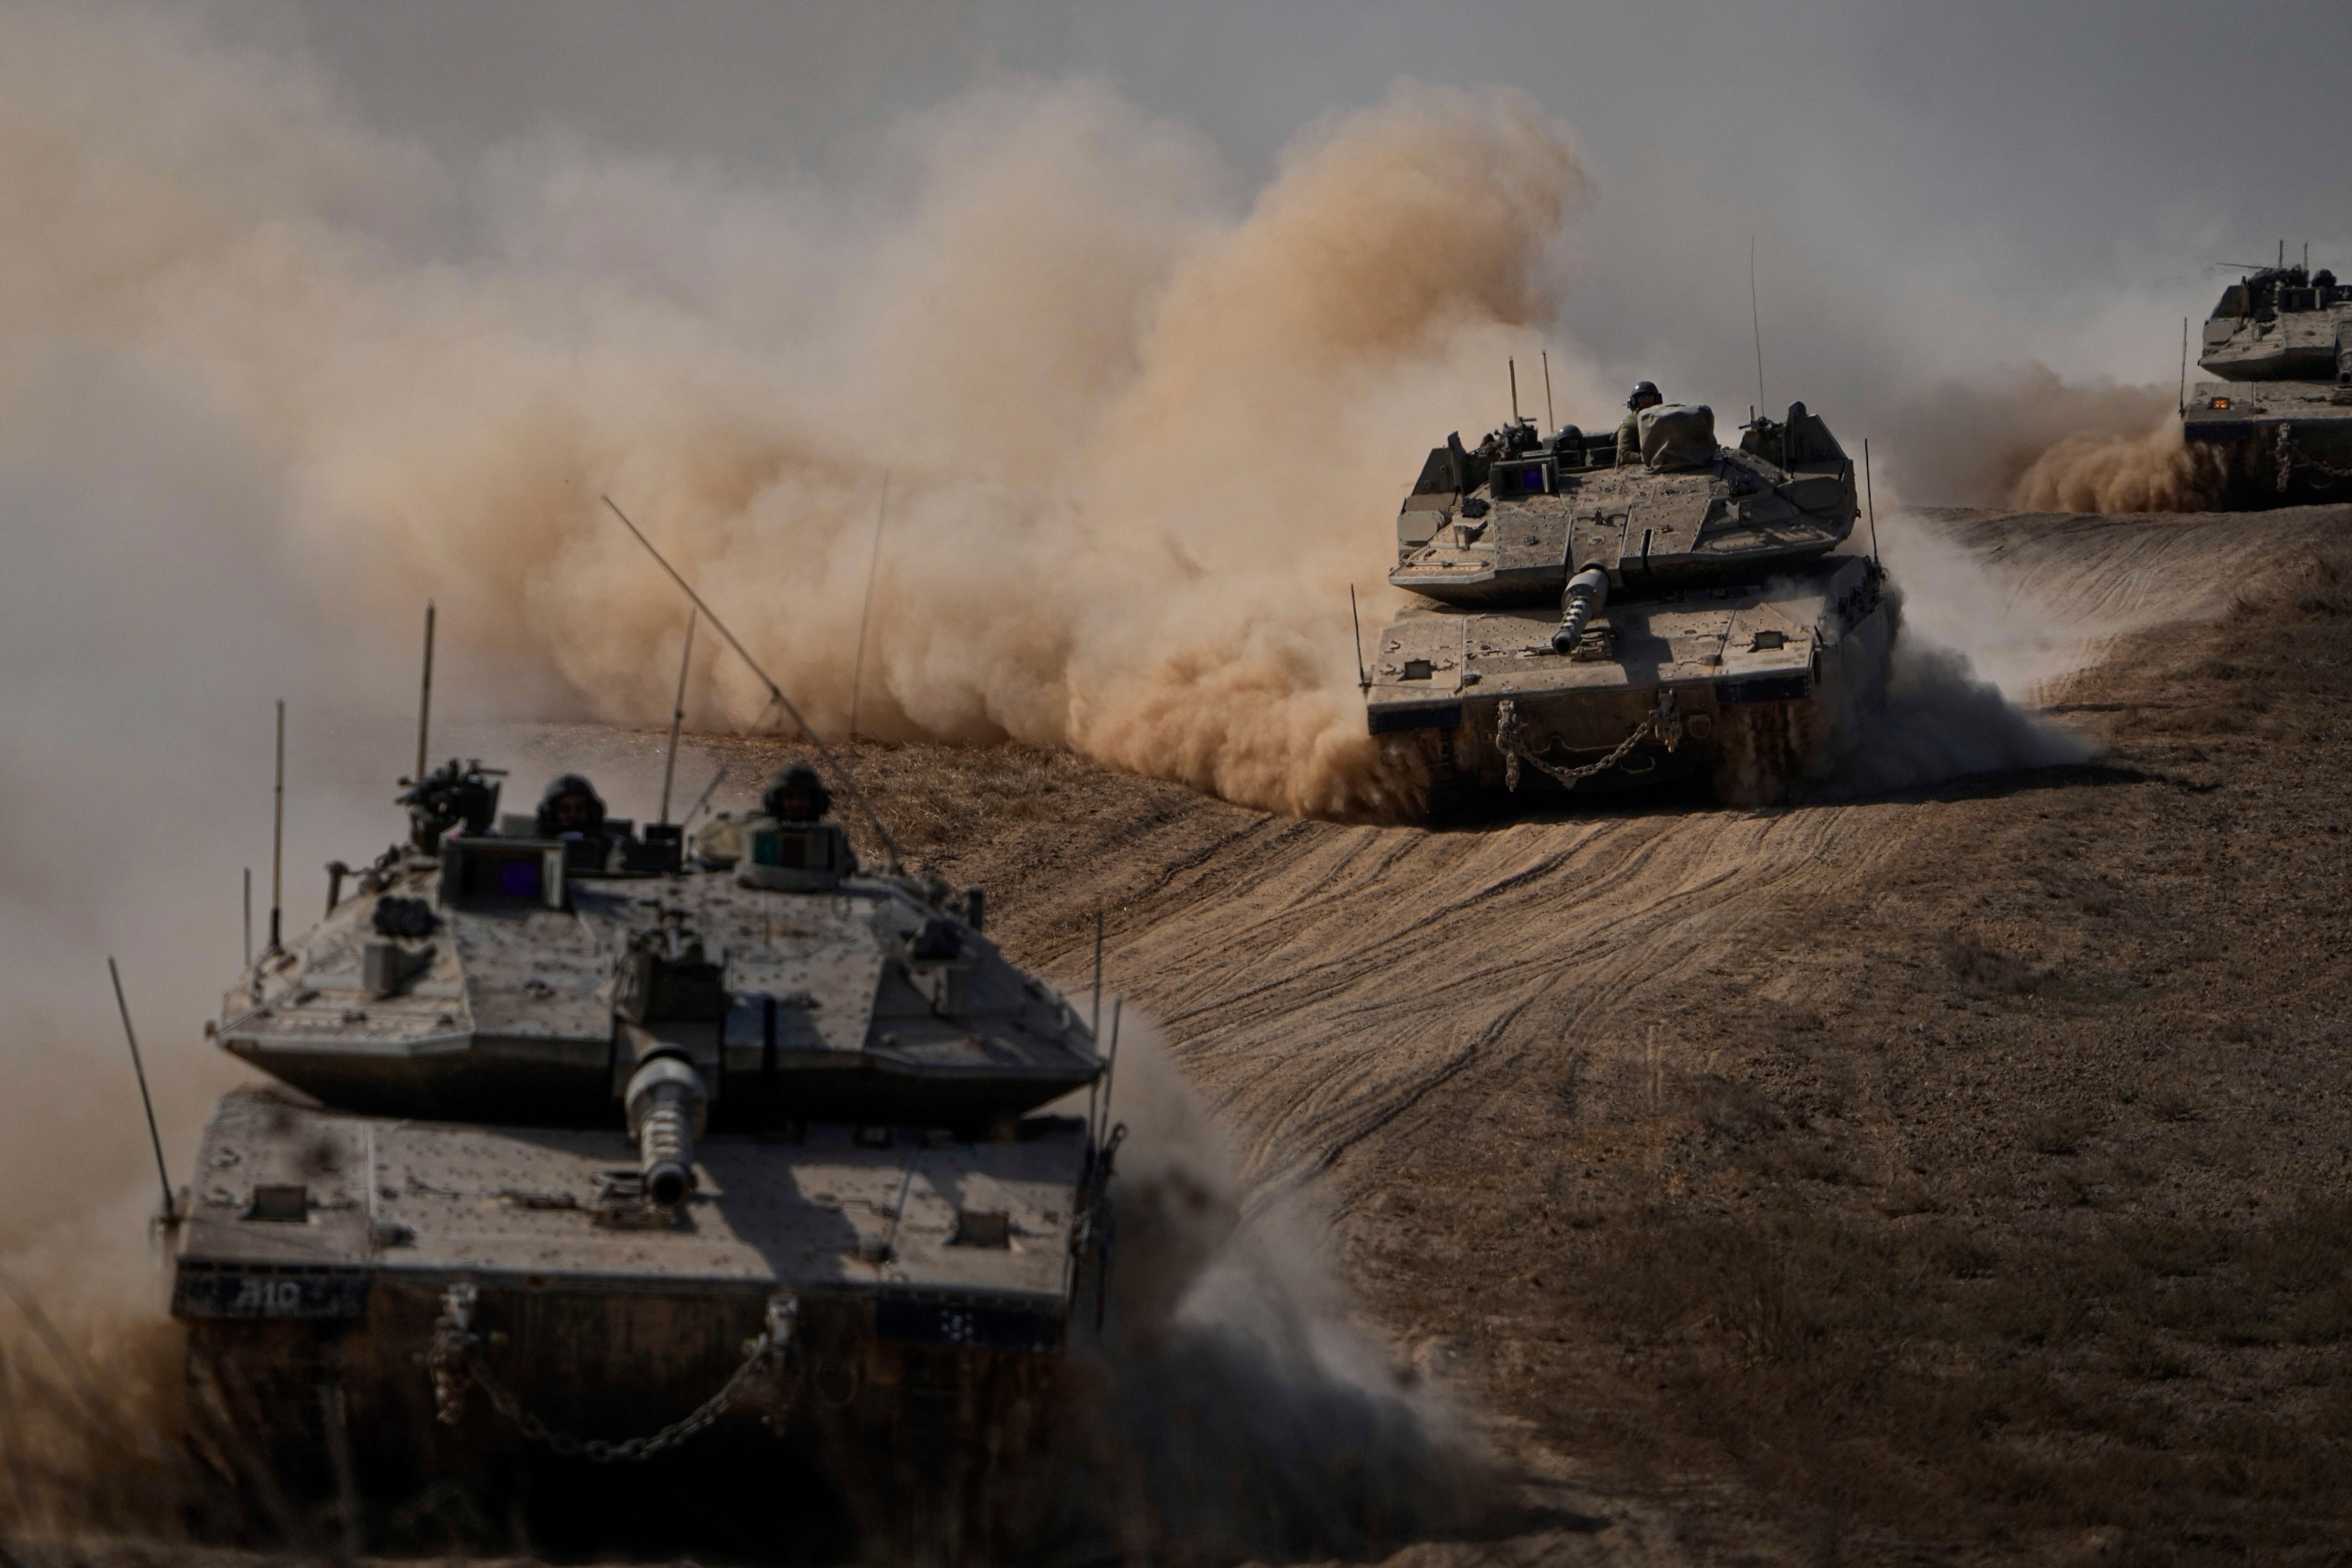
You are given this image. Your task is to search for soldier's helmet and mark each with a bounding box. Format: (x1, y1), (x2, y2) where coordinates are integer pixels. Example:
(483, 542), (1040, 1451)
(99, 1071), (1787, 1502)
(763, 764), (830, 823)
(534, 772), (607, 837)
(1628, 380), (1662, 409)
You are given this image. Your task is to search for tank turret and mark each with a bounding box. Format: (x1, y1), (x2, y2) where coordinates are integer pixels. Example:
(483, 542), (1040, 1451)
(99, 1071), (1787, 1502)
(1367, 396), (1898, 815)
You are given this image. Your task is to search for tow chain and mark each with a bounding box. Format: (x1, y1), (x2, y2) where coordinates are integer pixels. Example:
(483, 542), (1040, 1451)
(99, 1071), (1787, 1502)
(2276, 424), (2352, 492)
(428, 1283), (798, 1462)
(1496, 691), (1683, 793)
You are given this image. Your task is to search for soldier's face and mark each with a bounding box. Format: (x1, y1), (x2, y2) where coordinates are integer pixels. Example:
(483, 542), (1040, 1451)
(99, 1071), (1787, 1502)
(777, 788), (817, 819)
(553, 794), (594, 830)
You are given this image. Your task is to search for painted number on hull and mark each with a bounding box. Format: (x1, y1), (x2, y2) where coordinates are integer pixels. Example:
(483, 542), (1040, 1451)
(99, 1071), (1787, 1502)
(874, 1297), (1061, 1354)
(171, 1269), (371, 1320)
(235, 1279), (306, 1313)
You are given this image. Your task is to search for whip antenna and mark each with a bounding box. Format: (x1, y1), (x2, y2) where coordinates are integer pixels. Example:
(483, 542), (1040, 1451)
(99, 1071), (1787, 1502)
(657, 609), (696, 826)
(1542, 350), (1555, 431)
(1863, 438), (1881, 566)
(108, 958), (176, 1225)
(849, 470), (890, 740)
(268, 700), (285, 955)
(602, 495), (904, 872)
(413, 603), (435, 786)
(1749, 237), (1767, 415)
(1350, 586), (1368, 692)
(2178, 318), (2189, 418)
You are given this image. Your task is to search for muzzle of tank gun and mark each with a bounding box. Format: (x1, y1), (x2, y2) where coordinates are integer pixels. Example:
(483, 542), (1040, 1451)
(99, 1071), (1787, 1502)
(624, 1056), (708, 1210)
(1551, 567), (1611, 653)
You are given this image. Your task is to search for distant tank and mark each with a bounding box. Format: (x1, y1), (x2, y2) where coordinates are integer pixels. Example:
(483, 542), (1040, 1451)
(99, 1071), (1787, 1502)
(2183, 256), (2352, 507)
(1363, 399), (1898, 818)
(168, 753), (1114, 1553)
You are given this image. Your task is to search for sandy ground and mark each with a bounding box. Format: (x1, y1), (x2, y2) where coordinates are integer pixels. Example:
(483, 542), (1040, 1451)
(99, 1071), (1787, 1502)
(17, 503), (2352, 1566)
(768, 502), (2352, 1566)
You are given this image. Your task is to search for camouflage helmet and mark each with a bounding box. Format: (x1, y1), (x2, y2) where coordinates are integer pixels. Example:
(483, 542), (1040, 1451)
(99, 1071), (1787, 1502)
(534, 772), (606, 836)
(1628, 380), (1662, 409)
(762, 764), (830, 823)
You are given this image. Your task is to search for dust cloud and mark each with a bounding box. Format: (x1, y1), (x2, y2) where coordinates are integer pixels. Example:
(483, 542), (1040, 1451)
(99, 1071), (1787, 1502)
(0, 2), (1603, 824)
(2010, 413), (2230, 514)
(1879, 359), (2225, 517)
(1876, 364), (2183, 509)
(1067, 1018), (1509, 1559)
(1816, 509), (2098, 799)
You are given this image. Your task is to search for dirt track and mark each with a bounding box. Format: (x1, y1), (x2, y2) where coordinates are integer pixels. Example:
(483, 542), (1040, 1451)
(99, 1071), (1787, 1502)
(671, 502), (2352, 1566)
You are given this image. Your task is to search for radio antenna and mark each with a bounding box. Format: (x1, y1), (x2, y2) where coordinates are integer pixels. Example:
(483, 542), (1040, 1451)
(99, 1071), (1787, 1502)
(848, 470), (890, 740)
(1542, 350), (1556, 431)
(1749, 237), (1767, 416)
(657, 609), (696, 826)
(267, 700), (285, 956)
(1349, 585), (1368, 691)
(1095, 998), (1125, 1145)
(1508, 358), (1520, 422)
(1863, 438), (1881, 566)
(2178, 318), (2190, 417)
(412, 603), (435, 786)
(602, 495), (904, 872)
(108, 959), (176, 1225)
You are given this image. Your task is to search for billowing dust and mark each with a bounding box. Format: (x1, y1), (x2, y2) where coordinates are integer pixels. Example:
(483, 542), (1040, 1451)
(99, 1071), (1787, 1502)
(0, 3), (1605, 823)
(2009, 413), (2230, 514)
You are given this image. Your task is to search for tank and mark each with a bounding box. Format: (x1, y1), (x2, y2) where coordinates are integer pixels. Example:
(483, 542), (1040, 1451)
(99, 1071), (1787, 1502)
(2182, 259), (2352, 508)
(166, 756), (1113, 1553)
(1364, 400), (1899, 818)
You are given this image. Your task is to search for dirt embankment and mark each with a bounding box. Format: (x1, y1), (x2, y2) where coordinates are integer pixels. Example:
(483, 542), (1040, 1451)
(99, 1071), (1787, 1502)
(676, 505), (2352, 1566)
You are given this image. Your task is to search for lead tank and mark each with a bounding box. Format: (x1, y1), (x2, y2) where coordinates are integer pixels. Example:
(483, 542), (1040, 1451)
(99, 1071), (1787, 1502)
(2182, 258), (2352, 507)
(1364, 401), (1898, 818)
(169, 758), (1112, 1554)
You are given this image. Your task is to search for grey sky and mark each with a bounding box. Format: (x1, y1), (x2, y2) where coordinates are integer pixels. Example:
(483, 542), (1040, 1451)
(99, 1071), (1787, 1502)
(287, 0), (2352, 349)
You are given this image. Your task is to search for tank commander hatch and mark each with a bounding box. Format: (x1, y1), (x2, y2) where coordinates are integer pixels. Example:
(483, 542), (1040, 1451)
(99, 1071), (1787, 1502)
(1617, 381), (1664, 466)
(535, 772), (608, 838)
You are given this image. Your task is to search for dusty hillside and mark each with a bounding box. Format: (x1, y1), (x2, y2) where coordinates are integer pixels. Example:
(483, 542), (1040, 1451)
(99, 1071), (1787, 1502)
(637, 504), (2352, 1566)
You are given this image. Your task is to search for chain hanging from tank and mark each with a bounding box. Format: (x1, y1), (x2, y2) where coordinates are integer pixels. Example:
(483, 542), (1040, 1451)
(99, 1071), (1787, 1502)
(2273, 423), (2352, 492)
(1495, 691), (1683, 793)
(427, 1284), (801, 1459)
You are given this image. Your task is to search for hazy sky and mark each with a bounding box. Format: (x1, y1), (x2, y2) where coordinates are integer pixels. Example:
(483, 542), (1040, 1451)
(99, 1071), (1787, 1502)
(289, 0), (2352, 390)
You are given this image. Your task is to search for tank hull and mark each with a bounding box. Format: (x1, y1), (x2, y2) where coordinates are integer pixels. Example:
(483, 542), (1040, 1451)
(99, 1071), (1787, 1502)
(1368, 553), (1896, 817)
(2182, 379), (2352, 509)
(171, 1092), (1099, 1555)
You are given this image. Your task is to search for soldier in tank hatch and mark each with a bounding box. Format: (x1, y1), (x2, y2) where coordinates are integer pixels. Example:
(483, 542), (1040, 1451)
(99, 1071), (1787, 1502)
(1617, 381), (1664, 466)
(535, 772), (607, 837)
(762, 764), (830, 824)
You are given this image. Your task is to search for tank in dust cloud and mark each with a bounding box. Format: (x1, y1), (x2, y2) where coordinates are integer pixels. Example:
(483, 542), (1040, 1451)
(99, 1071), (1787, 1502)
(1364, 400), (1899, 820)
(2184, 256), (2352, 508)
(166, 756), (1113, 1555)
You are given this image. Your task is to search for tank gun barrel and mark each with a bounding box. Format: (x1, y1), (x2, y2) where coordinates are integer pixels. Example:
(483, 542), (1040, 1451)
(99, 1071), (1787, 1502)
(1550, 567), (1610, 654)
(623, 1057), (707, 1210)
